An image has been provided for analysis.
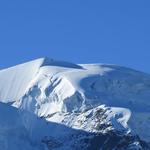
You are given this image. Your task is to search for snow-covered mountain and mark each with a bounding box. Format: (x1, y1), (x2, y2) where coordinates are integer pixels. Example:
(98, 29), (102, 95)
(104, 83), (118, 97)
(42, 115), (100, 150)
(0, 58), (150, 150)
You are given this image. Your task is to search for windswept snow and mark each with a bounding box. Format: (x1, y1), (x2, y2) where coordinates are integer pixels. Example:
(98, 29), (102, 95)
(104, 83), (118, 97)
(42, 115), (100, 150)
(0, 58), (82, 103)
(0, 57), (150, 148)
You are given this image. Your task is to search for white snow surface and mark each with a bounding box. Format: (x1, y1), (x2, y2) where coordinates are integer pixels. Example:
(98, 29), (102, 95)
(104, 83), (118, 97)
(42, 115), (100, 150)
(0, 57), (150, 146)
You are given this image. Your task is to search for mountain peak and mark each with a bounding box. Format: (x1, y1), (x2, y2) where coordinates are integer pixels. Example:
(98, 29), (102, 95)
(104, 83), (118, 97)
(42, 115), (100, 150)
(0, 58), (150, 149)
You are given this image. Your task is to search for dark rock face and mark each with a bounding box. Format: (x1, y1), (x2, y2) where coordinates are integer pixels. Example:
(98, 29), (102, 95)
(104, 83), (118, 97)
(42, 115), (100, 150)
(42, 130), (150, 150)
(87, 133), (149, 150)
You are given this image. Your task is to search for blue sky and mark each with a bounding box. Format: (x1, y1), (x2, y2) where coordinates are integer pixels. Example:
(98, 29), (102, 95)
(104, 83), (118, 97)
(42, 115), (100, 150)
(0, 0), (150, 73)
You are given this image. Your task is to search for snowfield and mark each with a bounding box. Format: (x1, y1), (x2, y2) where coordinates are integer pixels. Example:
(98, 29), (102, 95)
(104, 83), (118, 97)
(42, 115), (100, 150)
(0, 58), (150, 150)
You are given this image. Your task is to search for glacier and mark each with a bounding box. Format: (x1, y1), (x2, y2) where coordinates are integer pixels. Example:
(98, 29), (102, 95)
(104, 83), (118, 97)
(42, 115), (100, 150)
(0, 57), (150, 150)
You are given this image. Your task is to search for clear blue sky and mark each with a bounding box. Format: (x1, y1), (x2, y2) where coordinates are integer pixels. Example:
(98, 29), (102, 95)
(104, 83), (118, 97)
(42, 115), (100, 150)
(0, 0), (150, 73)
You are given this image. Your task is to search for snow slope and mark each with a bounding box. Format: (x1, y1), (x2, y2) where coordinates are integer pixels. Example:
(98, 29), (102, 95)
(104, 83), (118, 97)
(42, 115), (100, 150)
(0, 58), (150, 149)
(0, 101), (148, 150)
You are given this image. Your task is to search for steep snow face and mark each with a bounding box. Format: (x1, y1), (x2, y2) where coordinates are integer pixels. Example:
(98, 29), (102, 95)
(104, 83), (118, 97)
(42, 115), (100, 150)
(0, 58), (44, 103)
(0, 58), (82, 103)
(0, 58), (150, 143)
(0, 102), (42, 150)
